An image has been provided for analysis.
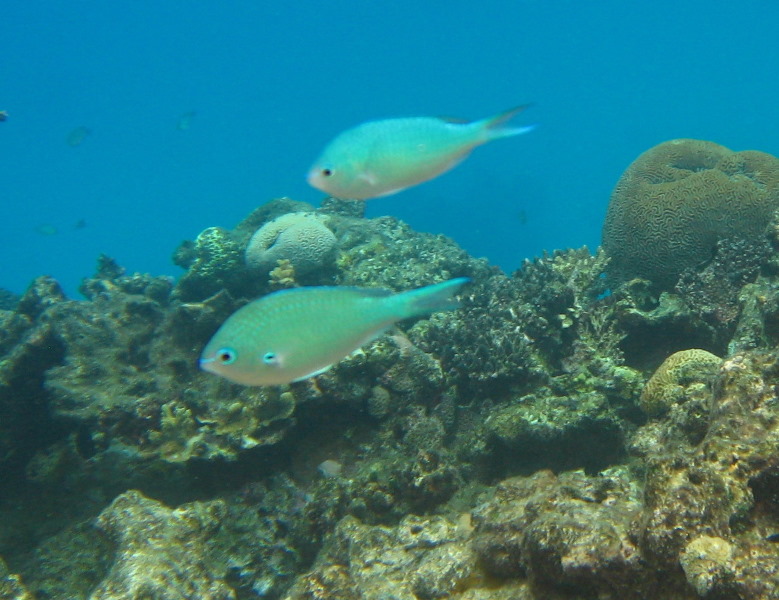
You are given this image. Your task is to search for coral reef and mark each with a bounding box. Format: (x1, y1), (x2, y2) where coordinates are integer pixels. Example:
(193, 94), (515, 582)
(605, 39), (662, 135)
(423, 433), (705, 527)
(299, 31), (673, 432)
(679, 535), (735, 597)
(89, 490), (234, 599)
(245, 212), (337, 278)
(639, 348), (721, 417)
(0, 257), (298, 471)
(172, 226), (245, 301)
(472, 468), (645, 596)
(7, 152), (779, 599)
(603, 139), (779, 291)
(285, 513), (478, 600)
(172, 197), (316, 301)
(7, 476), (312, 600)
(0, 288), (18, 311)
(633, 350), (779, 598)
(0, 557), (34, 600)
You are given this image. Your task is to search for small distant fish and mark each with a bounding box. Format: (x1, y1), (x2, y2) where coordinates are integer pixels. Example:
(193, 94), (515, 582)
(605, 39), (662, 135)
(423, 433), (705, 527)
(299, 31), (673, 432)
(517, 209), (528, 225)
(34, 224), (58, 236)
(66, 126), (91, 147)
(307, 105), (535, 200)
(0, 111), (8, 122)
(73, 218), (87, 230)
(200, 278), (469, 386)
(176, 111), (197, 131)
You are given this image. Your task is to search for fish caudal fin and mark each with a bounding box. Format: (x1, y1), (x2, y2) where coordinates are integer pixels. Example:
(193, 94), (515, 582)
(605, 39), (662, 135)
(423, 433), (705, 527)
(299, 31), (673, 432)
(398, 277), (470, 320)
(480, 104), (537, 141)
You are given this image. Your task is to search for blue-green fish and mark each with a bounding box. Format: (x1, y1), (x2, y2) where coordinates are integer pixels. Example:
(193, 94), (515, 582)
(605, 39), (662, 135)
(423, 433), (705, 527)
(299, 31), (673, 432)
(307, 105), (534, 199)
(200, 278), (469, 386)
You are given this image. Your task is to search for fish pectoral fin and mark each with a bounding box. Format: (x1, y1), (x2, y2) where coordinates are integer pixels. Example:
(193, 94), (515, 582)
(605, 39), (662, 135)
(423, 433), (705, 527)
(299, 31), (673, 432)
(374, 186), (406, 198)
(357, 171), (378, 186)
(291, 363), (335, 383)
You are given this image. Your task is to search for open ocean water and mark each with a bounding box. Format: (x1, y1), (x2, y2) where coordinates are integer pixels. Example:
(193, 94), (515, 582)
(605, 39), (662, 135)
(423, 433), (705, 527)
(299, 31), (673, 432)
(2, 0), (778, 296)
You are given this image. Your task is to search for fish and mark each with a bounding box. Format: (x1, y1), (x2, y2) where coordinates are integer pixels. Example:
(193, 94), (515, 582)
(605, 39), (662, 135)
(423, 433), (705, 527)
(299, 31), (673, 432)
(307, 105), (534, 199)
(200, 277), (469, 386)
(66, 125), (91, 147)
(34, 224), (58, 236)
(176, 111), (197, 131)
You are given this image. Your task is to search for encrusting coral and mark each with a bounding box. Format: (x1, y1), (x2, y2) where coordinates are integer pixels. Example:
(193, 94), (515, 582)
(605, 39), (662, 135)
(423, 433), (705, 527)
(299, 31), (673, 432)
(603, 139), (779, 291)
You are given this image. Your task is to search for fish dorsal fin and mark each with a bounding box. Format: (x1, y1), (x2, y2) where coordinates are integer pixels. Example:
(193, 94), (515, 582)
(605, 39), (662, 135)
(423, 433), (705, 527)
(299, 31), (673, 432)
(345, 286), (393, 298)
(439, 116), (469, 124)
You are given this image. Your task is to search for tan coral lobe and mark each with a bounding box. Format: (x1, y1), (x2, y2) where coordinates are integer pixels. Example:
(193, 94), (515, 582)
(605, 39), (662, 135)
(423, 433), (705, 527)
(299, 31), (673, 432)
(603, 139), (779, 290)
(640, 348), (722, 417)
(245, 212), (337, 276)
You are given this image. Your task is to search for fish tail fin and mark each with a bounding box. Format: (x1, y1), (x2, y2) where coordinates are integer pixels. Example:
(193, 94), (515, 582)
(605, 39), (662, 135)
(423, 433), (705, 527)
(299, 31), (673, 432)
(479, 104), (537, 141)
(398, 277), (470, 320)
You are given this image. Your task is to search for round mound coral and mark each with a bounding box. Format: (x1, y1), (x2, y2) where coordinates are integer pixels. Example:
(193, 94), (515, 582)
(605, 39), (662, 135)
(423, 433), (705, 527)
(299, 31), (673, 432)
(640, 348), (722, 417)
(602, 139), (779, 290)
(245, 212), (337, 276)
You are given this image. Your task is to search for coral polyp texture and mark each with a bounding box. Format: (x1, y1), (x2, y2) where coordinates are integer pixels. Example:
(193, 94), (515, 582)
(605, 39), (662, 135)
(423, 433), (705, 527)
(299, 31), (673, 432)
(602, 139), (779, 291)
(245, 212), (337, 277)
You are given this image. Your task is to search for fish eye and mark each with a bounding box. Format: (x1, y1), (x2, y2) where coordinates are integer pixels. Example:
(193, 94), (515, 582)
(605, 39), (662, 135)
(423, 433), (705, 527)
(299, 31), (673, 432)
(263, 352), (279, 366)
(321, 168), (333, 177)
(217, 348), (237, 364)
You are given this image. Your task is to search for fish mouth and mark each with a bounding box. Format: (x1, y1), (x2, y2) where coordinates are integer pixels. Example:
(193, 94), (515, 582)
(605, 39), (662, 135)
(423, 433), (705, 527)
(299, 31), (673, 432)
(198, 357), (216, 372)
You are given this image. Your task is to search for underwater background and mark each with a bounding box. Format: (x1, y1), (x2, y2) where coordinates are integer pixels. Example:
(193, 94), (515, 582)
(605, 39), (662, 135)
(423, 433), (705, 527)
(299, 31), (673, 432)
(5, 2), (779, 600)
(2, 0), (778, 295)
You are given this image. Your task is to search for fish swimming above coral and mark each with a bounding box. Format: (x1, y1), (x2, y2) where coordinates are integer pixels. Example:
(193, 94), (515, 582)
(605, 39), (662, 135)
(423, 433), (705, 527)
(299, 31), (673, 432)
(307, 105), (535, 199)
(200, 278), (469, 385)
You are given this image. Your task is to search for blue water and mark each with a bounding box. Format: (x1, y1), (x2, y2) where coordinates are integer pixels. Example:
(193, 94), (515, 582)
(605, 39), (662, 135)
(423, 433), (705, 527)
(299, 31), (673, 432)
(2, 1), (777, 297)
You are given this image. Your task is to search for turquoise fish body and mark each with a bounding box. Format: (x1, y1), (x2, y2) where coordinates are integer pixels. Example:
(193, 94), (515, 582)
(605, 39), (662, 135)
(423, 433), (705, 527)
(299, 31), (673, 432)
(307, 105), (534, 199)
(200, 278), (469, 386)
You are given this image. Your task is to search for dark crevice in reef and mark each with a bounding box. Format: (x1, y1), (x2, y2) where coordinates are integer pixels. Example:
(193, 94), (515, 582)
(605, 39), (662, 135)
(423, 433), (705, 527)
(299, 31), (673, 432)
(0, 335), (68, 493)
(184, 400), (367, 500)
(486, 415), (627, 480)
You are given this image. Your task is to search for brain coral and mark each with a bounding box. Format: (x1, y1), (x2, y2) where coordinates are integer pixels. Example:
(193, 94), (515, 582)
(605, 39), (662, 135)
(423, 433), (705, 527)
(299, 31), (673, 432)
(245, 212), (337, 276)
(640, 348), (721, 417)
(602, 139), (779, 290)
